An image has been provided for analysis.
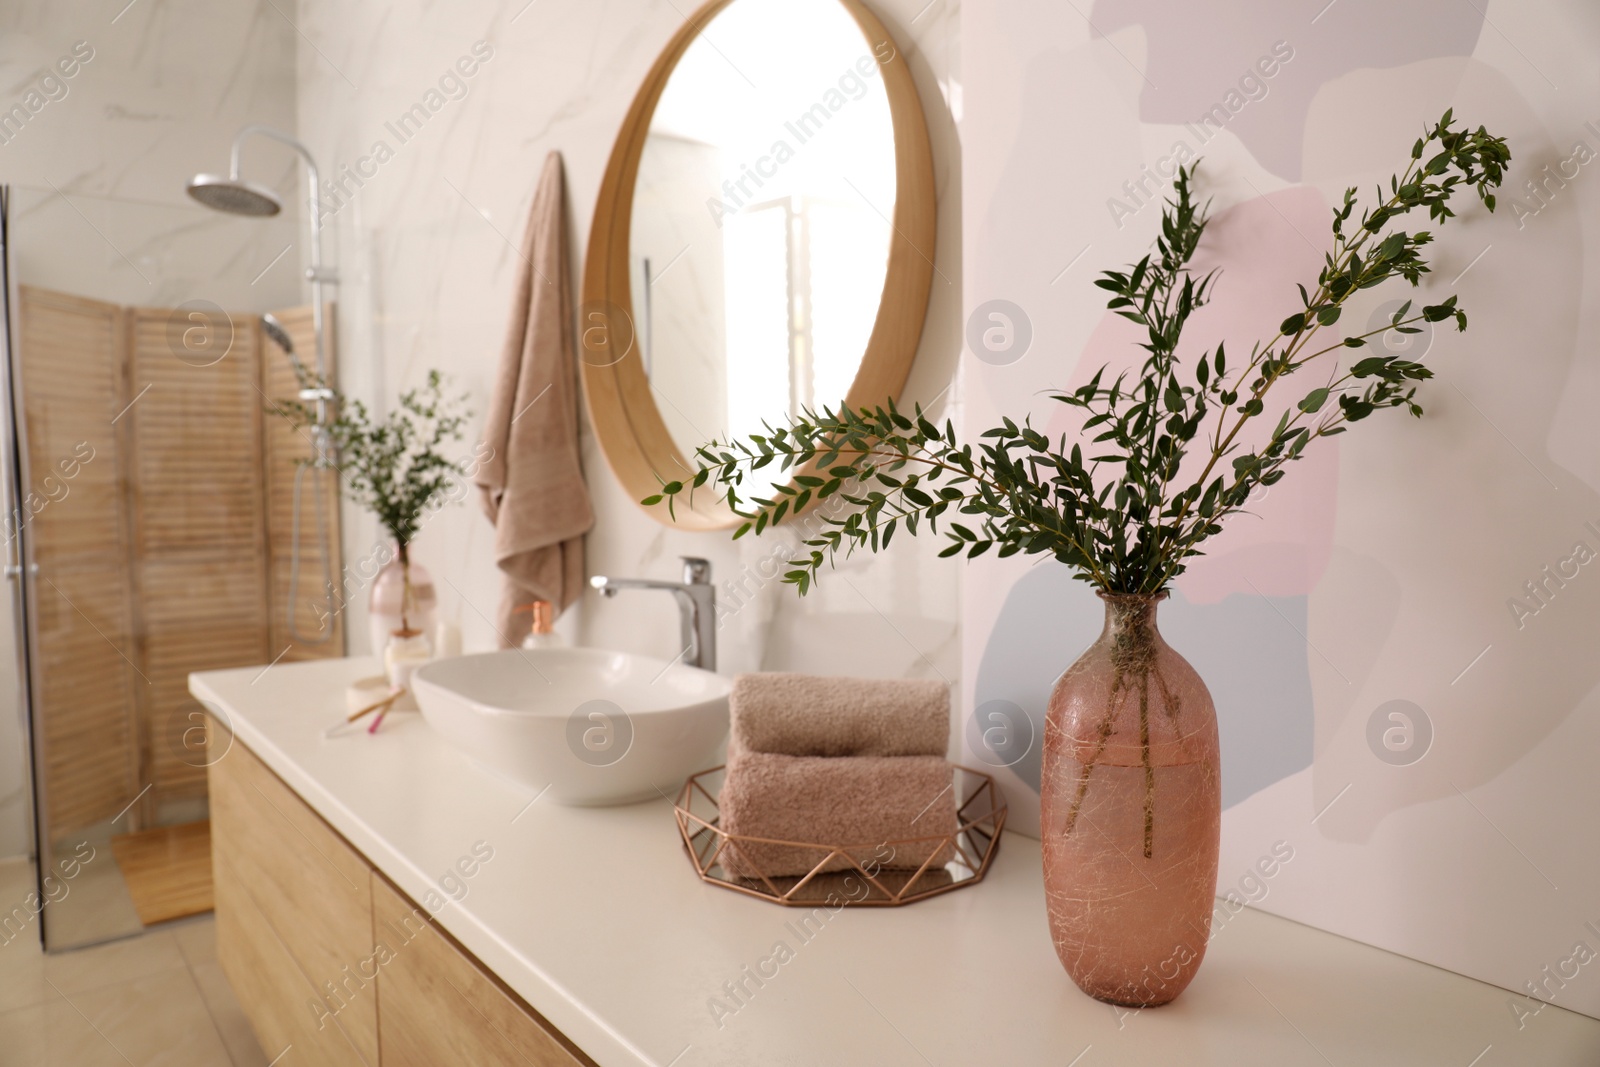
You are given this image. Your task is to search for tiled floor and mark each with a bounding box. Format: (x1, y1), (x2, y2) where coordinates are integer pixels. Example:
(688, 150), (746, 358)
(0, 857), (267, 1066)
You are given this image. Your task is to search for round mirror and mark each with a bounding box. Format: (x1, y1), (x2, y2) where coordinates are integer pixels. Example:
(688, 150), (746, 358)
(582, 0), (936, 529)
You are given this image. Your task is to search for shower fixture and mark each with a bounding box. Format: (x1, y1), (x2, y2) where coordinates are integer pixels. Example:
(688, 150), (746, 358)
(186, 124), (336, 432)
(260, 310), (294, 354)
(260, 310), (313, 383)
(188, 125), (339, 646)
(185, 173), (282, 217)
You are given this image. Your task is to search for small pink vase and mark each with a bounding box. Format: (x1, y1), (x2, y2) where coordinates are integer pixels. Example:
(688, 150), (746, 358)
(1041, 592), (1220, 1006)
(367, 547), (437, 655)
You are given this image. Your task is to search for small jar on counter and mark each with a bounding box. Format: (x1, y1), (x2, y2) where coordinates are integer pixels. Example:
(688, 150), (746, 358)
(383, 627), (433, 692)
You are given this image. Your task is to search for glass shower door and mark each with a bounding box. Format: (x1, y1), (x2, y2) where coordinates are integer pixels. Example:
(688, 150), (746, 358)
(0, 182), (341, 950)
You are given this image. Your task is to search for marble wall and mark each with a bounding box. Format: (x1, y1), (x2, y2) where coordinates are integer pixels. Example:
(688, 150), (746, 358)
(292, 0), (963, 689)
(963, 0), (1600, 1019)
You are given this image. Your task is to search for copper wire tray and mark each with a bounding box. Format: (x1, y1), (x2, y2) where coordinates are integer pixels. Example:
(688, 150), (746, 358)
(673, 765), (1006, 906)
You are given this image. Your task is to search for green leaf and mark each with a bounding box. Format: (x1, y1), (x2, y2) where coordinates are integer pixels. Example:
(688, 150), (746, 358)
(1298, 387), (1330, 414)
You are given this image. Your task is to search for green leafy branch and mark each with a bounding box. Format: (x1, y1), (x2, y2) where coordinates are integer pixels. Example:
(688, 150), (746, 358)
(278, 370), (471, 557)
(650, 110), (1510, 595)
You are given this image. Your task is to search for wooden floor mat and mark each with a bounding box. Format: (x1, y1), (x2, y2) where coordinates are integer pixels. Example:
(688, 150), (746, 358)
(109, 820), (213, 926)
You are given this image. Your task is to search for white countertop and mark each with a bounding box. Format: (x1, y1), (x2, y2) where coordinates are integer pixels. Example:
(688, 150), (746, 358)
(192, 657), (1600, 1067)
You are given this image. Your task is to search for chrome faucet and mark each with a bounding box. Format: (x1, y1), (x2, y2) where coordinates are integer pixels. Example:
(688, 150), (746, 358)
(590, 557), (716, 671)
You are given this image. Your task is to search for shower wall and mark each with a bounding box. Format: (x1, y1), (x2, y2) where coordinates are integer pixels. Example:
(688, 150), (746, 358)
(0, 0), (300, 859)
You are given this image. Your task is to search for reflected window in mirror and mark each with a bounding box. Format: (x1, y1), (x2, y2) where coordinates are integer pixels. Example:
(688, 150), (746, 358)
(629, 0), (896, 491)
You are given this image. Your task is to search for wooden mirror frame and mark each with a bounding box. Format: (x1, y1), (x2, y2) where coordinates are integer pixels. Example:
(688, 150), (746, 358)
(580, 0), (937, 530)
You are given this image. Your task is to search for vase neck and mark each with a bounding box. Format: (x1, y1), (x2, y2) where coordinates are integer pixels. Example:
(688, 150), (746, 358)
(1098, 592), (1165, 647)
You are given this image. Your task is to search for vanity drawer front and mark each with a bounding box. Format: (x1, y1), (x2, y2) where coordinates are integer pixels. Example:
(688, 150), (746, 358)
(372, 875), (591, 1067)
(215, 848), (374, 1066)
(210, 738), (378, 1064)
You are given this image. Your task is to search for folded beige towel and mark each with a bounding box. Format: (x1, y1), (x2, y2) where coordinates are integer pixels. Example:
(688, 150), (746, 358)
(475, 151), (594, 644)
(730, 673), (950, 758)
(717, 751), (956, 879)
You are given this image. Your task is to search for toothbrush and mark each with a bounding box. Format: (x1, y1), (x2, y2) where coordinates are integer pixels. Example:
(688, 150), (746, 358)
(323, 690), (400, 738)
(367, 702), (394, 734)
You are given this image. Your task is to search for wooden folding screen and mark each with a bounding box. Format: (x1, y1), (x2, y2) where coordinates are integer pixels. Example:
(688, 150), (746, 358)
(124, 306), (271, 813)
(15, 287), (342, 841)
(14, 285), (142, 841)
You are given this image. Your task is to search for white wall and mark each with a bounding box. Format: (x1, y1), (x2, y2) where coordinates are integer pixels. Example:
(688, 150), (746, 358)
(963, 0), (1600, 1021)
(0, 0), (300, 858)
(293, 0), (963, 688)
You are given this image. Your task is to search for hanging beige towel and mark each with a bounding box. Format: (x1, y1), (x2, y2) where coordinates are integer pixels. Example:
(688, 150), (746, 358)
(476, 151), (593, 645)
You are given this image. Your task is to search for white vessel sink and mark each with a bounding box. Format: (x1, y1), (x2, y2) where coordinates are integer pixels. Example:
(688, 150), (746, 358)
(410, 648), (730, 806)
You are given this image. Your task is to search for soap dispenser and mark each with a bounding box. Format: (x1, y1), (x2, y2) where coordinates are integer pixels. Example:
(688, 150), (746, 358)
(520, 600), (563, 650)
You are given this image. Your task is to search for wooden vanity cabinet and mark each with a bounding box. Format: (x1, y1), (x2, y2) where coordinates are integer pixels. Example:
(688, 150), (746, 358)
(209, 738), (593, 1066)
(210, 738), (377, 1065)
(371, 876), (588, 1066)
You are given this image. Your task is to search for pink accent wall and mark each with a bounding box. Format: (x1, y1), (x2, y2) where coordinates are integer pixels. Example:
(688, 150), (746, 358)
(962, 0), (1600, 1019)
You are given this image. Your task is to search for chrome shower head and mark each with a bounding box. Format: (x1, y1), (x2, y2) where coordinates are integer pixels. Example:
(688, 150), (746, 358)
(186, 173), (282, 217)
(260, 312), (294, 354)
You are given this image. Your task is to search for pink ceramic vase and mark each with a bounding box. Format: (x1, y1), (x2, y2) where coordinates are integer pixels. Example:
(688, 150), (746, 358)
(1041, 592), (1220, 1006)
